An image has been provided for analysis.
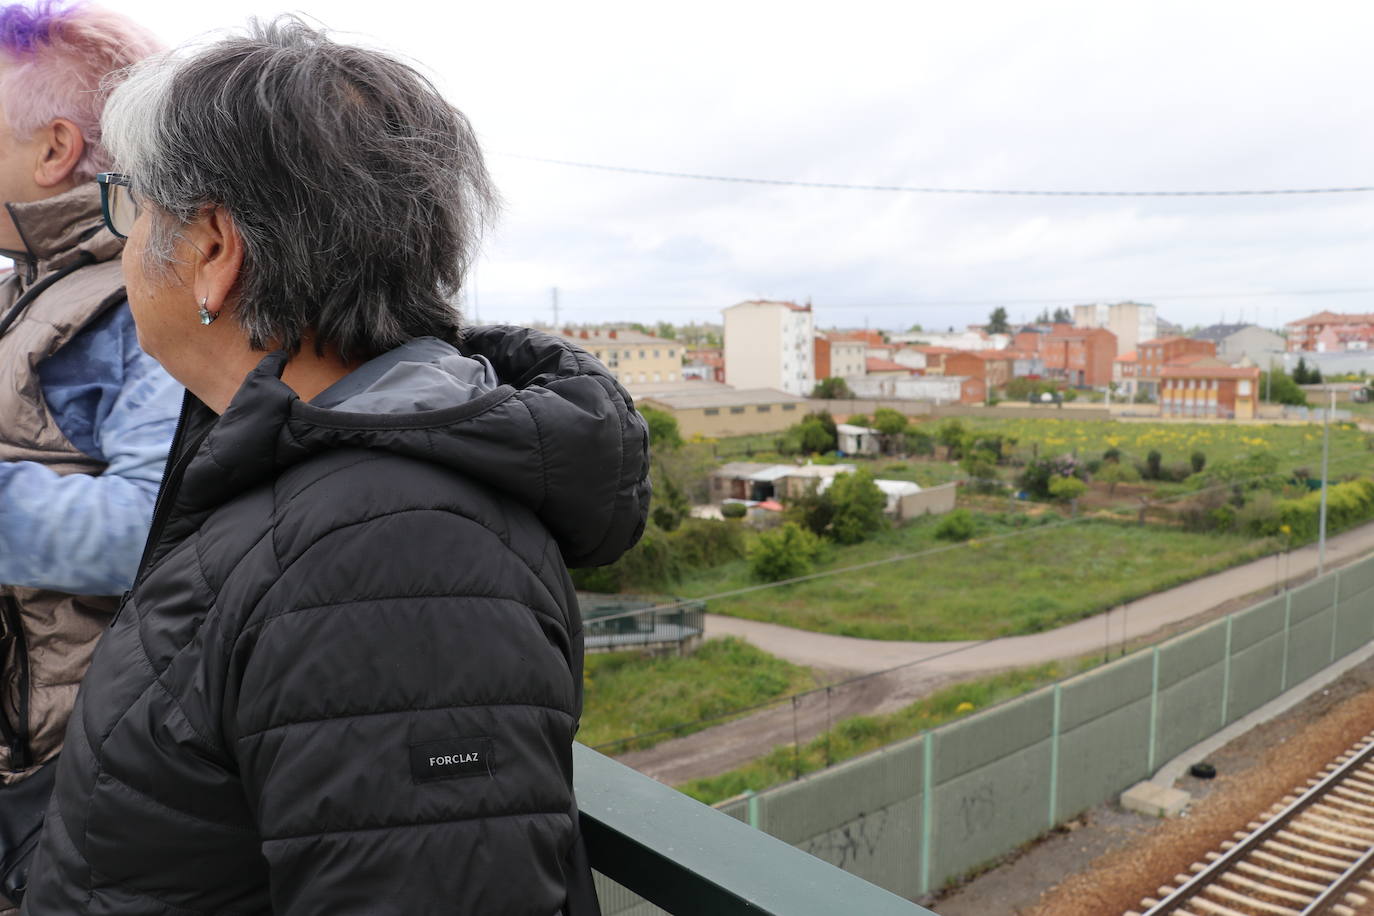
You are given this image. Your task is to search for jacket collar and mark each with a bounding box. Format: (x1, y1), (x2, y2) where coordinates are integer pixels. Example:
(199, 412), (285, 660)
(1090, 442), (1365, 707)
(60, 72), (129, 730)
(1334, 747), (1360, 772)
(2, 184), (123, 285)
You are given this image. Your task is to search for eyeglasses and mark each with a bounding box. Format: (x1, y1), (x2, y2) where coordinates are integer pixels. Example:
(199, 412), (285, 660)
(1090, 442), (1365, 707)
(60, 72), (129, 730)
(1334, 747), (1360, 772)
(95, 172), (139, 239)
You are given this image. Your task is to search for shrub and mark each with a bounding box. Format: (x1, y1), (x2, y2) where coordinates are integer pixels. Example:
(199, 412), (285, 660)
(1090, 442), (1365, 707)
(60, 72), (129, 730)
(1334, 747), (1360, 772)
(872, 408), (909, 454)
(641, 406), (683, 451)
(1017, 454), (1083, 499)
(1048, 476), (1087, 504)
(1084, 458), (1102, 476)
(846, 414), (871, 428)
(1102, 447), (1121, 463)
(1097, 461), (1141, 496)
(784, 482), (835, 538)
(904, 429), (935, 455)
(935, 509), (976, 542)
(1145, 450), (1163, 480)
(1190, 450), (1207, 473)
(1267, 479), (1374, 541)
(827, 469), (889, 545)
(721, 501), (748, 519)
(811, 377), (853, 399)
(749, 523), (824, 581)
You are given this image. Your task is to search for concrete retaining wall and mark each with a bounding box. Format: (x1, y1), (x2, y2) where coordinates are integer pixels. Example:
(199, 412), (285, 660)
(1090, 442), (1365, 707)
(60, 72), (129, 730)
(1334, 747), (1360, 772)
(598, 553), (1374, 910)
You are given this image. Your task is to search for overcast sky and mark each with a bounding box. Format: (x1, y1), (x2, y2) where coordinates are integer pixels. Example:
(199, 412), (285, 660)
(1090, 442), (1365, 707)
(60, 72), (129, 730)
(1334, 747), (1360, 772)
(111, 1), (1374, 331)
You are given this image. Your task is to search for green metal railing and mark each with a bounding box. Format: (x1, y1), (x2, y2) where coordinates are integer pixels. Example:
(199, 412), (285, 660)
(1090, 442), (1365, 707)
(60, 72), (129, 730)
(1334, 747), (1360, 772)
(575, 743), (934, 915)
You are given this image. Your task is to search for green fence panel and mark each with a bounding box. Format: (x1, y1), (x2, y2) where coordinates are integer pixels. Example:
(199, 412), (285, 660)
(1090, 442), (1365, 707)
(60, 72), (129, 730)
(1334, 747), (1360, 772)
(1158, 621), (1226, 689)
(1229, 595), (1287, 653)
(759, 738), (922, 845)
(1339, 555), (1374, 601)
(929, 736), (1053, 888)
(1155, 659), (1226, 767)
(1226, 629), (1287, 723)
(1286, 605), (1336, 687)
(795, 796), (923, 901)
(1058, 654), (1153, 731)
(1334, 585), (1374, 659)
(928, 693), (1055, 887)
(1289, 576), (1338, 624)
(1055, 694), (1152, 820)
(933, 691), (1054, 782)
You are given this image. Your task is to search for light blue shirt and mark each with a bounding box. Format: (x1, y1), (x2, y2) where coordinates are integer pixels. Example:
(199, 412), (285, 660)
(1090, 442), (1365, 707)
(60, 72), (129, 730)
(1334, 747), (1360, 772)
(0, 302), (181, 595)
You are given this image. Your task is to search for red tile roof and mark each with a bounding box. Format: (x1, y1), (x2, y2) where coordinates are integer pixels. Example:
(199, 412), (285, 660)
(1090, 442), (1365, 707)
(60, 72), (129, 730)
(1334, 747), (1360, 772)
(866, 357), (912, 373)
(1115, 350), (1138, 363)
(1160, 365), (1260, 379)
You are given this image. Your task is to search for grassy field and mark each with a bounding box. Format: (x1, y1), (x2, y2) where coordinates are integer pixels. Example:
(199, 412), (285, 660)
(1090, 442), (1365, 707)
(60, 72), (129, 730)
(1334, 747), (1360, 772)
(678, 660), (1082, 805)
(946, 416), (1371, 479)
(580, 637), (817, 751)
(674, 516), (1274, 641)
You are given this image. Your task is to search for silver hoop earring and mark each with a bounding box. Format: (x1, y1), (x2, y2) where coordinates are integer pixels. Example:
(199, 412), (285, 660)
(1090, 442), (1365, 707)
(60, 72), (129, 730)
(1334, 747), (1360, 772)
(198, 298), (217, 326)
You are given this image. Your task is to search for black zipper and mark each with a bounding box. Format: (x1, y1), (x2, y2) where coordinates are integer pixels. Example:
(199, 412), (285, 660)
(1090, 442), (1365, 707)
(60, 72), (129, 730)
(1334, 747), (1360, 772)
(0, 596), (32, 769)
(123, 392), (204, 615)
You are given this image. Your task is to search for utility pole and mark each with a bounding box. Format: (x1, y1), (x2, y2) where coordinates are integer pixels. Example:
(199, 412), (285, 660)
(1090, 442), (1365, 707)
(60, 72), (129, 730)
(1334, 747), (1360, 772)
(1318, 387), (1333, 574)
(551, 286), (559, 329)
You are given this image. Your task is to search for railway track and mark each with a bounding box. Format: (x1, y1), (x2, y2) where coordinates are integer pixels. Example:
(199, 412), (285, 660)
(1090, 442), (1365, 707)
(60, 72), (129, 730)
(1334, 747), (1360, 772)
(1128, 733), (1374, 916)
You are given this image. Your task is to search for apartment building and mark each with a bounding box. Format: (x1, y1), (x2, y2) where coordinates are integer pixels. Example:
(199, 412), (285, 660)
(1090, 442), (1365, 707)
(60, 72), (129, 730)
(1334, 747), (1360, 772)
(814, 335), (867, 380)
(944, 351), (1013, 392)
(557, 328), (682, 388)
(1041, 326), (1117, 387)
(1073, 301), (1157, 356)
(1285, 312), (1374, 352)
(1136, 336), (1217, 398)
(722, 300), (815, 396)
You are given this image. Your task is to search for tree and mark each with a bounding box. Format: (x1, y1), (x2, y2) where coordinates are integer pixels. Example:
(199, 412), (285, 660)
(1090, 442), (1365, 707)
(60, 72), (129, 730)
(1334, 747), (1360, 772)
(1097, 461), (1140, 496)
(1052, 307), (1072, 323)
(936, 418), (967, 459)
(650, 469), (690, 531)
(640, 406), (682, 451)
(827, 469), (887, 544)
(1260, 369), (1306, 406)
(1035, 308), (1051, 323)
(748, 522), (823, 581)
(655, 321), (677, 340)
(811, 377), (853, 399)
(872, 408), (909, 454)
(1049, 476), (1087, 511)
(780, 415), (836, 455)
(987, 307), (1010, 334)
(846, 414), (871, 428)
(784, 482), (836, 538)
(1294, 357), (1313, 385)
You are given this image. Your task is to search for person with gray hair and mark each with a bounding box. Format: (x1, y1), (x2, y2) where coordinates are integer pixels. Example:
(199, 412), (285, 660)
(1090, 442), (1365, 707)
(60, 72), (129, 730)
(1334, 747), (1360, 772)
(20, 17), (648, 915)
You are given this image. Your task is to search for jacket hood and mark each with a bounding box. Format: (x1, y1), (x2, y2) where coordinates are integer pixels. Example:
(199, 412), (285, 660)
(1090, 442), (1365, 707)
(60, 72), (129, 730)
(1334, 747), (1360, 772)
(175, 325), (650, 567)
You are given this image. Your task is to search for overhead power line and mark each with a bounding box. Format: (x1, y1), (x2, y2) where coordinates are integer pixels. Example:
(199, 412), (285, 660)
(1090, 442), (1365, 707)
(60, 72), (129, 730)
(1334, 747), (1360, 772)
(506, 154), (1374, 197)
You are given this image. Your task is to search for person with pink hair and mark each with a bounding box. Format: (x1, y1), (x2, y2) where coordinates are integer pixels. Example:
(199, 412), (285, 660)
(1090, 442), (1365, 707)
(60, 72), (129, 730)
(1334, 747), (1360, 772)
(0, 4), (177, 909)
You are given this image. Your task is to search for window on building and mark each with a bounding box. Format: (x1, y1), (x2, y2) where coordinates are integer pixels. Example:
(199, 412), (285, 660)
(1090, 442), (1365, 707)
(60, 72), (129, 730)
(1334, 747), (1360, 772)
(653, 372), (661, 382)
(653, 350), (660, 358)
(638, 372), (647, 383)
(782, 403), (797, 411)
(639, 350), (646, 359)
(704, 408), (720, 416)
(668, 349), (676, 359)
(757, 405), (771, 413)
(730, 406), (745, 414)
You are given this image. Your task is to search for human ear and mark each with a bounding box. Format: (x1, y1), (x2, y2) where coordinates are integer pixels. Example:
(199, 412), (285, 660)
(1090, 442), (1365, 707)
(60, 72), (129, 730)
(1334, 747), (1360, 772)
(33, 118), (85, 188)
(187, 206), (245, 320)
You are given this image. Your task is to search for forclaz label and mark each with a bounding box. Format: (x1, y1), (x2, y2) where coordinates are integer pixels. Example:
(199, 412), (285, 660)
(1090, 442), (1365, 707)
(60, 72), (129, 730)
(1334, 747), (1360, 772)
(409, 736), (495, 783)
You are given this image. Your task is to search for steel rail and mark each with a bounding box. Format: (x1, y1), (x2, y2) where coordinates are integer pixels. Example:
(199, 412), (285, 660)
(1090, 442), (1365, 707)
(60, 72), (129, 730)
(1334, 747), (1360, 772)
(1140, 734), (1374, 915)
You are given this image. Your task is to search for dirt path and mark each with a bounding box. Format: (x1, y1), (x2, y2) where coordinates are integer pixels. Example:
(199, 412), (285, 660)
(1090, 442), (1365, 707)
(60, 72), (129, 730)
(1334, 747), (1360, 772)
(615, 522), (1374, 785)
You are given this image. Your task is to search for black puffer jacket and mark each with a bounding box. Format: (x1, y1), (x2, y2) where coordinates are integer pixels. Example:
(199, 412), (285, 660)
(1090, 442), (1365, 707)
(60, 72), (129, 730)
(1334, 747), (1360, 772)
(21, 327), (649, 915)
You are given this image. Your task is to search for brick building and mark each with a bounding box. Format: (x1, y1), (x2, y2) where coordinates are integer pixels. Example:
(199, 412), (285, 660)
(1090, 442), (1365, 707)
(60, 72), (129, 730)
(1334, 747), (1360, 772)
(944, 351), (1013, 392)
(1041, 326), (1117, 387)
(1136, 336), (1217, 398)
(1158, 365), (1261, 419)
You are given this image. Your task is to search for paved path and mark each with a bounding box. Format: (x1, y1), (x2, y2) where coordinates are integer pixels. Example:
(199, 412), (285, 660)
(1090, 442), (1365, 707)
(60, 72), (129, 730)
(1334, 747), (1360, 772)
(704, 522), (1374, 676)
(618, 523), (1374, 784)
